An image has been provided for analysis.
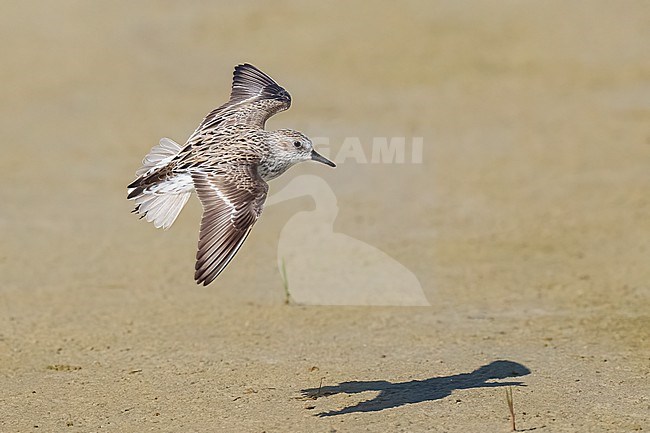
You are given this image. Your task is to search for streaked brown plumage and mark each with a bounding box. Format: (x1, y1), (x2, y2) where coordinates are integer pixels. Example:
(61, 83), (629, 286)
(127, 64), (335, 285)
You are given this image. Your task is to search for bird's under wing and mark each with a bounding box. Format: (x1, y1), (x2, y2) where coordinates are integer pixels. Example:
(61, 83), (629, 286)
(195, 63), (292, 132)
(191, 166), (269, 285)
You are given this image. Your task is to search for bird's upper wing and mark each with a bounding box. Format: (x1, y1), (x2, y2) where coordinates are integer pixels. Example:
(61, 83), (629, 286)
(191, 166), (268, 286)
(193, 63), (292, 133)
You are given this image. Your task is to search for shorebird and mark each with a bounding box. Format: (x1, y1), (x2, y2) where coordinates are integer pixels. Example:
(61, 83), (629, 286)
(127, 64), (335, 285)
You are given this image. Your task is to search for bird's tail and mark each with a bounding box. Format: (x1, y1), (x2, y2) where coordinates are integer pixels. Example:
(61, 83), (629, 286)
(132, 137), (184, 178)
(127, 138), (191, 230)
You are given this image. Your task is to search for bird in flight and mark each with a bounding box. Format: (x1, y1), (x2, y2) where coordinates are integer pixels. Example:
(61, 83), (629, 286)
(127, 64), (335, 285)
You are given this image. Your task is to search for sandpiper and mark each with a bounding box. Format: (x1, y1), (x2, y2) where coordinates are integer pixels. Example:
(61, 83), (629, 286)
(127, 64), (335, 285)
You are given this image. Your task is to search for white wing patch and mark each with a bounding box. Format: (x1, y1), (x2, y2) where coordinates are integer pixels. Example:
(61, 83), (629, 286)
(211, 183), (236, 210)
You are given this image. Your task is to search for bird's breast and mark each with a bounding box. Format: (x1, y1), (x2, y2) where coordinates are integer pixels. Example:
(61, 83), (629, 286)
(258, 158), (292, 181)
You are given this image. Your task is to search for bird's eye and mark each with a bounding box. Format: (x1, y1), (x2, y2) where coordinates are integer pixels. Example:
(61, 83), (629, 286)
(293, 141), (302, 148)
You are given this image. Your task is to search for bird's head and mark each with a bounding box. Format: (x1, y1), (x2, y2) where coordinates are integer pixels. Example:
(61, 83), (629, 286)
(273, 129), (336, 168)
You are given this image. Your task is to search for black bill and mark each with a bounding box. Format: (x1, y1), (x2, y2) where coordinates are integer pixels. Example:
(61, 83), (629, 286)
(311, 149), (336, 167)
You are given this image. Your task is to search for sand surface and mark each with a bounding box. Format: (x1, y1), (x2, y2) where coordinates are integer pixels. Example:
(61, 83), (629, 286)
(1, 1), (649, 432)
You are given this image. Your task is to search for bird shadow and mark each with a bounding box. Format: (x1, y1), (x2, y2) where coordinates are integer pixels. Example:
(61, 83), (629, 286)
(301, 360), (530, 417)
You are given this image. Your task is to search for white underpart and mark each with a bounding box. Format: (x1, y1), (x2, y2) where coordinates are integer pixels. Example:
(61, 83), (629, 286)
(129, 138), (194, 230)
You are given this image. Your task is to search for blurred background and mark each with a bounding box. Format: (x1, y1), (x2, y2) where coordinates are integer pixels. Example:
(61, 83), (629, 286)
(0, 1), (648, 430)
(2, 0), (648, 306)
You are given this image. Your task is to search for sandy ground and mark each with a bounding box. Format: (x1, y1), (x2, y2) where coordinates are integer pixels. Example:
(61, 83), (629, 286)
(1, 1), (649, 432)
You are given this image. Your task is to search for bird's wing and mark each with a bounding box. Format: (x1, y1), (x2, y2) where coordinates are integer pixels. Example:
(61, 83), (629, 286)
(194, 63), (292, 132)
(191, 166), (268, 285)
